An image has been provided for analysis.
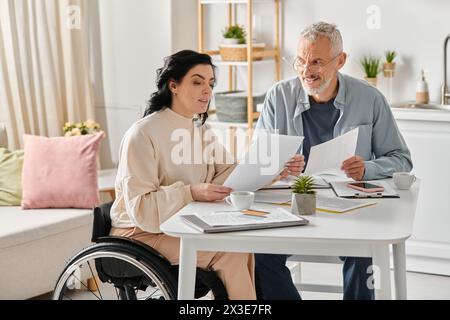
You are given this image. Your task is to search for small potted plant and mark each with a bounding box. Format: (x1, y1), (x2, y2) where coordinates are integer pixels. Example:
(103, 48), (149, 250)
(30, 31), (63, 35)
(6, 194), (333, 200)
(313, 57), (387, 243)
(361, 56), (381, 87)
(383, 50), (397, 78)
(219, 25), (265, 61)
(221, 25), (246, 45)
(291, 175), (316, 216)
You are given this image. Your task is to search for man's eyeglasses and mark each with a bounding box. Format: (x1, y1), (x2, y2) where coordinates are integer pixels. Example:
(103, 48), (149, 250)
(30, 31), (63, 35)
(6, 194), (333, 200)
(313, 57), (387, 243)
(293, 53), (341, 73)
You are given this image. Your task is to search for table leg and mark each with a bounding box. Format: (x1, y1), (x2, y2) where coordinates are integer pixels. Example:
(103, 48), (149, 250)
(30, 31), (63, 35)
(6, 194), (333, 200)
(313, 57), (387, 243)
(178, 238), (197, 300)
(372, 244), (392, 300)
(393, 242), (407, 300)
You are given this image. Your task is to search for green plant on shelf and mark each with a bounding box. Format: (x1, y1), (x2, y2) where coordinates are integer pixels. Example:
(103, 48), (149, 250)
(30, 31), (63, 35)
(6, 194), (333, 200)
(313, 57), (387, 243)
(361, 56), (381, 78)
(222, 25), (246, 44)
(385, 50), (397, 63)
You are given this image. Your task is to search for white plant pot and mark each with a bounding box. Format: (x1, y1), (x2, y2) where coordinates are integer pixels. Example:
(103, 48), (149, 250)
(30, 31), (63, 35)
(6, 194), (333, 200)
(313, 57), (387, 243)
(222, 38), (240, 45)
(291, 193), (316, 216)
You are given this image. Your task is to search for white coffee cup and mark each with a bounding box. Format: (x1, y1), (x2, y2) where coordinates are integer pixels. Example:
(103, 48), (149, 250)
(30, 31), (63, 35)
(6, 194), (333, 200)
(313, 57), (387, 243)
(393, 172), (416, 190)
(225, 191), (255, 211)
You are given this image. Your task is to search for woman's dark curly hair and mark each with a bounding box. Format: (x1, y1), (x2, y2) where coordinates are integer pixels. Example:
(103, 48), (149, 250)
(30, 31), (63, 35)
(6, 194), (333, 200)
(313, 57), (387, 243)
(143, 50), (216, 125)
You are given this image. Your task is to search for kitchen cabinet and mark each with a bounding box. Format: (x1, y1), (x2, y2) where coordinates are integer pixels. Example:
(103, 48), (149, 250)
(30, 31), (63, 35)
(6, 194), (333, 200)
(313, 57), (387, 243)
(393, 108), (450, 275)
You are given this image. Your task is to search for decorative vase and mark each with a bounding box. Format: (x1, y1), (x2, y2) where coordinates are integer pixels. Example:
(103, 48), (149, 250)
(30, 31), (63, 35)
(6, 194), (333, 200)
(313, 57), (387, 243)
(365, 77), (378, 87)
(383, 62), (396, 77)
(291, 193), (316, 216)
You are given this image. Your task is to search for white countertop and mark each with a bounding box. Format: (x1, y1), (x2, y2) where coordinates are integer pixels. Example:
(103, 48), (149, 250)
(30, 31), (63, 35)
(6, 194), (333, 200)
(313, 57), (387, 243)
(209, 105), (450, 124)
(391, 105), (450, 122)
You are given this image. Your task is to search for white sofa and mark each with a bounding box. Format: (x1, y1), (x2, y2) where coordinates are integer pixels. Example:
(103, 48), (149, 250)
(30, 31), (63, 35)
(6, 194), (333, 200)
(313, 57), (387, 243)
(0, 125), (93, 299)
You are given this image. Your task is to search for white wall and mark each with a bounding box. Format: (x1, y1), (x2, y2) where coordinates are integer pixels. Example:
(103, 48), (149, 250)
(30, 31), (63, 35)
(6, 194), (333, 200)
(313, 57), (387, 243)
(282, 0), (450, 104)
(171, 0), (197, 53)
(88, 0), (172, 168)
(91, 0), (450, 168)
(89, 0), (205, 168)
(204, 0), (450, 102)
(200, 0), (450, 275)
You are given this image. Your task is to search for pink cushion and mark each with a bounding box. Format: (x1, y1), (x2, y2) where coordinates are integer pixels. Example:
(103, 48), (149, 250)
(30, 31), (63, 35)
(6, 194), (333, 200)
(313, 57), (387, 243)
(21, 133), (105, 209)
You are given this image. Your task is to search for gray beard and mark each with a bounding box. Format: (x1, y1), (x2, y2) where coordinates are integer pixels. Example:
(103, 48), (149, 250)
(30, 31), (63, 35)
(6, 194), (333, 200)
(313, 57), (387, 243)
(301, 76), (333, 96)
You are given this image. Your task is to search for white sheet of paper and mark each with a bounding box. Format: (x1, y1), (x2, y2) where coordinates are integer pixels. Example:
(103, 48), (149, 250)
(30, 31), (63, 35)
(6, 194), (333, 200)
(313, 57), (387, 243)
(312, 173), (351, 184)
(262, 175), (330, 189)
(304, 128), (359, 176)
(316, 195), (376, 213)
(223, 134), (304, 191)
(254, 189), (292, 204)
(194, 208), (302, 226)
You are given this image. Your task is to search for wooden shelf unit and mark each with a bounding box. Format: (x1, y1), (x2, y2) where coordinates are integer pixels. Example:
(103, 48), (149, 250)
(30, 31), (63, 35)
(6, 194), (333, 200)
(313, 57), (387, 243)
(198, 0), (282, 130)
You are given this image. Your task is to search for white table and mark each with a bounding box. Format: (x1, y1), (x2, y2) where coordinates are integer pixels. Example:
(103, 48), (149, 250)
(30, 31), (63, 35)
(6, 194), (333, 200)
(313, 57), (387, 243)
(160, 180), (420, 300)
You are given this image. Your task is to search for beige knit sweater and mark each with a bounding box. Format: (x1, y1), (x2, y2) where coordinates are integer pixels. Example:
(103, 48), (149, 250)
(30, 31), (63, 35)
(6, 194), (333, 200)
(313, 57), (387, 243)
(110, 107), (236, 233)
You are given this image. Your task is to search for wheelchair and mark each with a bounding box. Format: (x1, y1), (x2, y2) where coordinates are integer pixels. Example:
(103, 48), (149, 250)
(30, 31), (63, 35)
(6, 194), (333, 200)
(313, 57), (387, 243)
(52, 202), (228, 300)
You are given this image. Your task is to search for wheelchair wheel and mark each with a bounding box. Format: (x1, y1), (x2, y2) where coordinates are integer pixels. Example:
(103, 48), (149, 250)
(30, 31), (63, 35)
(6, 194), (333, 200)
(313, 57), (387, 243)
(53, 241), (177, 300)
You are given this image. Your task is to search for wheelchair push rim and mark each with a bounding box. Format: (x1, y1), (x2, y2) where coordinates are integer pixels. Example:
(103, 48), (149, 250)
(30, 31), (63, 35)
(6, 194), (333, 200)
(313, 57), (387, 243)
(53, 249), (175, 300)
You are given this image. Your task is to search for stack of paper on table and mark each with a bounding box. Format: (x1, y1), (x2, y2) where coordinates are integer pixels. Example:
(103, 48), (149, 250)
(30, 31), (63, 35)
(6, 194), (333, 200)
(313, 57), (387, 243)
(194, 208), (301, 226)
(254, 191), (377, 214)
(316, 195), (377, 213)
(181, 208), (309, 233)
(260, 176), (295, 189)
(260, 175), (331, 190)
(314, 173), (351, 184)
(255, 190), (292, 204)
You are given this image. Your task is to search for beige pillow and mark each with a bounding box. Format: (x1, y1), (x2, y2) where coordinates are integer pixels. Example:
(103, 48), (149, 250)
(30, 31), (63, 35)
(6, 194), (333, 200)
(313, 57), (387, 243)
(0, 147), (24, 206)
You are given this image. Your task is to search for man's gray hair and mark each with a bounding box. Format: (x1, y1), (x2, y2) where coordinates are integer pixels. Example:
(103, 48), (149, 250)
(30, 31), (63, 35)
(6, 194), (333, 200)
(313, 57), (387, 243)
(300, 22), (343, 55)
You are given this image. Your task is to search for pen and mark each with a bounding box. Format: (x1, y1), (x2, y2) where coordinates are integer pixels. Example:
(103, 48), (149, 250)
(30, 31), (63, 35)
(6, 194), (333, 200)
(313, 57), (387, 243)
(242, 213), (267, 219)
(242, 209), (269, 218)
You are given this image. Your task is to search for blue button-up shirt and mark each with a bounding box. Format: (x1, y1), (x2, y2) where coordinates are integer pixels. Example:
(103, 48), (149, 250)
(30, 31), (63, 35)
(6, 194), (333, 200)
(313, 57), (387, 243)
(255, 73), (413, 180)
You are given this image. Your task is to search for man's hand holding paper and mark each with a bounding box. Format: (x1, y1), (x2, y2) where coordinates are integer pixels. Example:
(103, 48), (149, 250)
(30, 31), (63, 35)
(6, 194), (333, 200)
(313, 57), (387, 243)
(278, 154), (305, 180)
(341, 155), (365, 181)
(304, 128), (360, 179)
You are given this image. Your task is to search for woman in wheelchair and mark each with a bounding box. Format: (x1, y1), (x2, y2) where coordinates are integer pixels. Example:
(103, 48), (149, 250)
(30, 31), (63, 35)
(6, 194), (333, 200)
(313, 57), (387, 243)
(53, 50), (296, 300)
(107, 50), (255, 300)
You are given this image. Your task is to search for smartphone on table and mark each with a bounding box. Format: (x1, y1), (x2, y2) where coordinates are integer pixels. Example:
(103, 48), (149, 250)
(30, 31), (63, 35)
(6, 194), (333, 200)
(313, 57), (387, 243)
(347, 182), (384, 193)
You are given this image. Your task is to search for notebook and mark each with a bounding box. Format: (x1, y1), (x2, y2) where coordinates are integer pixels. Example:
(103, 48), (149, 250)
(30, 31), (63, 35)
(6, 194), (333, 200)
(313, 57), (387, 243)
(181, 208), (309, 233)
